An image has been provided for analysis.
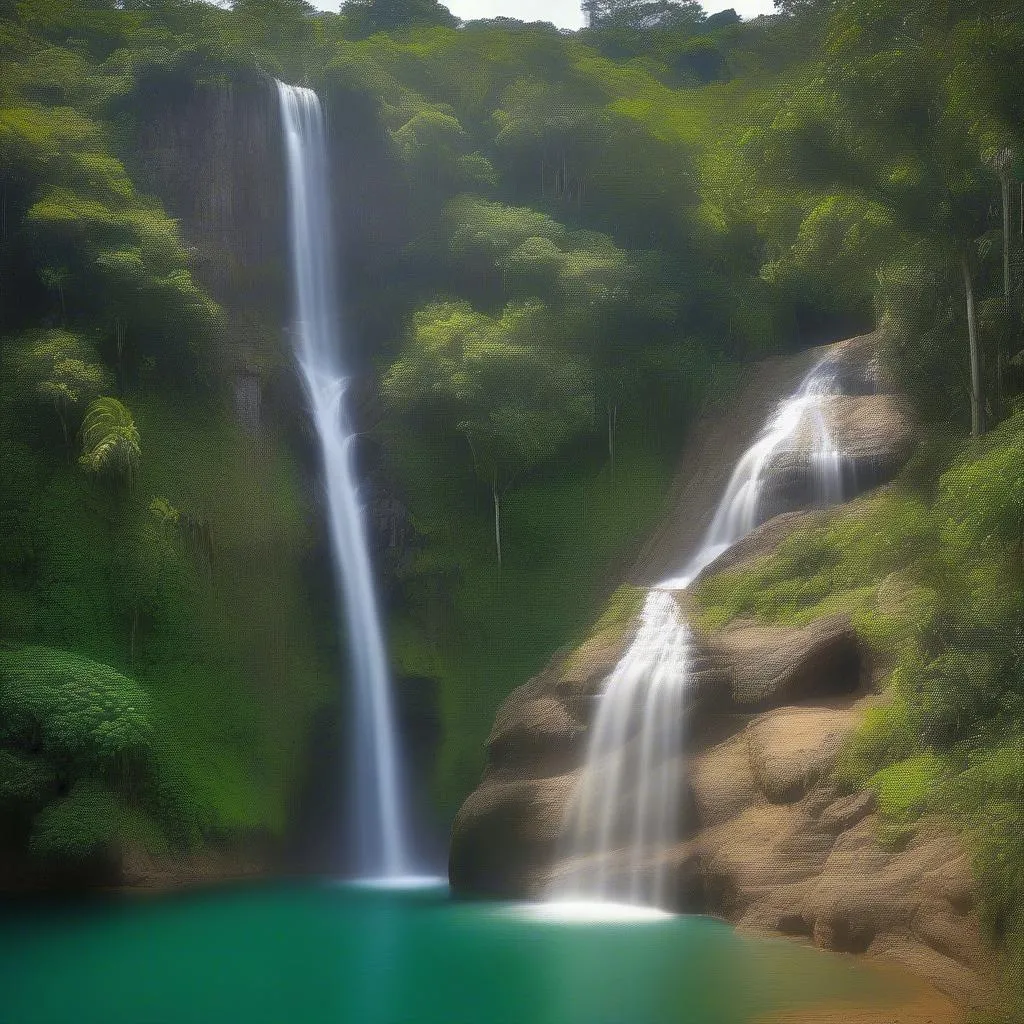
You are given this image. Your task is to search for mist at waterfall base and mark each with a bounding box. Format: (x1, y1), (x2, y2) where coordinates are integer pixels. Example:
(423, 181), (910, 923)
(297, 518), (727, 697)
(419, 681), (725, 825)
(548, 361), (849, 913)
(0, 882), (898, 1024)
(277, 82), (430, 882)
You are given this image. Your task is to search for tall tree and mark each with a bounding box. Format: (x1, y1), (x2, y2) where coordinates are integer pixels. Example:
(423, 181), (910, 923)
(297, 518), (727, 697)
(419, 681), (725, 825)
(382, 301), (592, 565)
(582, 0), (703, 30)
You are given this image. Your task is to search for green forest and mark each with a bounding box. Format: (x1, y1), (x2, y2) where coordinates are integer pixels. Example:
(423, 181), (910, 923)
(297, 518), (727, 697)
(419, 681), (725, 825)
(1, 0), (1023, 1017)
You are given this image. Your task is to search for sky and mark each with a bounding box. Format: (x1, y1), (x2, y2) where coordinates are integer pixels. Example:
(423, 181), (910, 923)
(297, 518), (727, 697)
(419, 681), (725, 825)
(305, 0), (777, 28)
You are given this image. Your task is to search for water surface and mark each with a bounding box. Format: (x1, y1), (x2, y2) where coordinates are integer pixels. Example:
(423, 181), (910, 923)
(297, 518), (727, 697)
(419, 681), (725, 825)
(0, 882), (896, 1024)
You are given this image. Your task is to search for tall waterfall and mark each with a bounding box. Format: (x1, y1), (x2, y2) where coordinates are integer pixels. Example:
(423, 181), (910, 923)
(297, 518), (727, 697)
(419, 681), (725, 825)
(277, 82), (410, 879)
(550, 361), (846, 908)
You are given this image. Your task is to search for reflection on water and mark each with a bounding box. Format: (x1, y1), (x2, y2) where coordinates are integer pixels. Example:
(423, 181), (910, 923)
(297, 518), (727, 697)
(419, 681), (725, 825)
(0, 883), (898, 1024)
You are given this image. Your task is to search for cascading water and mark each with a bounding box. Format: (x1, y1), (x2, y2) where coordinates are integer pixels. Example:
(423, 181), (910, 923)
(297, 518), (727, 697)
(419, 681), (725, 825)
(277, 82), (411, 879)
(550, 360), (847, 910)
(551, 590), (692, 908)
(665, 362), (845, 589)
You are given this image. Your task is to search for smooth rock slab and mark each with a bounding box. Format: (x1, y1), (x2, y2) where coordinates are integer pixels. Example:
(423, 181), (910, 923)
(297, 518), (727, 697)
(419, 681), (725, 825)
(745, 706), (859, 803)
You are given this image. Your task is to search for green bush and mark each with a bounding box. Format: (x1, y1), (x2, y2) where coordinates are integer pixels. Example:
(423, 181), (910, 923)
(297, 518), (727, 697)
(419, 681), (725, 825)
(867, 752), (946, 822)
(0, 749), (57, 809)
(28, 778), (165, 864)
(0, 646), (154, 781)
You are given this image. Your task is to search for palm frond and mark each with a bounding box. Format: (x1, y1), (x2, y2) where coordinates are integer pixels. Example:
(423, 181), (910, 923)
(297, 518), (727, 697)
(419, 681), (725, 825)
(78, 396), (141, 485)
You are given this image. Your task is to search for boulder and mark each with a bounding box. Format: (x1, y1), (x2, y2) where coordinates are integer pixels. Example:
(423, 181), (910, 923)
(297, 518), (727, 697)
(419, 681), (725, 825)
(759, 394), (916, 519)
(689, 731), (760, 826)
(815, 331), (887, 395)
(486, 692), (587, 778)
(449, 772), (576, 898)
(704, 614), (863, 709)
(745, 706), (860, 803)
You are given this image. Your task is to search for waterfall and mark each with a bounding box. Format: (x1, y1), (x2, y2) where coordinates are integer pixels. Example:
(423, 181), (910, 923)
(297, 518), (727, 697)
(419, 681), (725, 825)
(550, 361), (846, 909)
(277, 82), (411, 879)
(665, 362), (845, 589)
(551, 590), (692, 907)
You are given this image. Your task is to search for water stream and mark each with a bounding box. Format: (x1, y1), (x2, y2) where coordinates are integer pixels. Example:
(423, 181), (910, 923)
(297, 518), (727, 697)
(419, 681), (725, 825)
(277, 82), (411, 879)
(550, 360), (847, 909)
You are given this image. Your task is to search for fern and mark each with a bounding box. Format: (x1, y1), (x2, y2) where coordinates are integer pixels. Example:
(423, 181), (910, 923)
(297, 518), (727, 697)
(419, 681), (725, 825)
(78, 395), (140, 483)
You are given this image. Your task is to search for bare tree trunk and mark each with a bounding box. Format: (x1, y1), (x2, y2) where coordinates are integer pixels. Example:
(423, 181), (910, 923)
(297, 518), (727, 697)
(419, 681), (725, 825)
(492, 475), (502, 567)
(999, 170), (1011, 413)
(607, 400), (618, 478)
(962, 252), (984, 437)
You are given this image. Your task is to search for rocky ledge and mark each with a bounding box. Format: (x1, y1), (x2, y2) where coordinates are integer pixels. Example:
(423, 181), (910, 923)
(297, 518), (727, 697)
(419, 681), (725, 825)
(449, 333), (993, 1009)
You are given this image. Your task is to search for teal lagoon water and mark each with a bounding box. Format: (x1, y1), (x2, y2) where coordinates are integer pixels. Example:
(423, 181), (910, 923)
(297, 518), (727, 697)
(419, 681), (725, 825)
(0, 882), (895, 1024)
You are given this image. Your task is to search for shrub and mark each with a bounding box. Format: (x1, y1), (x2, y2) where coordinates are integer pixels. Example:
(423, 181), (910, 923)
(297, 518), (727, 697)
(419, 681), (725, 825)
(28, 778), (165, 864)
(0, 749), (57, 809)
(0, 645), (154, 783)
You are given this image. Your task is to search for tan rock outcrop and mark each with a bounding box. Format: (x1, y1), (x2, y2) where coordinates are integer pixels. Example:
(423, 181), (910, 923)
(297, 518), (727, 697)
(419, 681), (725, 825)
(703, 615), (862, 708)
(746, 706), (859, 803)
(758, 393), (916, 519)
(448, 331), (993, 1008)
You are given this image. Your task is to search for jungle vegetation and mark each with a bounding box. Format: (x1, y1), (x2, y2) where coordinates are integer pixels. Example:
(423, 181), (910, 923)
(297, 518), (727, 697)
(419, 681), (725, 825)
(1, 0), (1023, 1009)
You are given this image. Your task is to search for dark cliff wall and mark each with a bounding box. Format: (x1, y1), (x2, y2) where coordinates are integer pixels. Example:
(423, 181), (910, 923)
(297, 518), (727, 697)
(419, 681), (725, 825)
(127, 72), (290, 431)
(118, 74), (442, 874)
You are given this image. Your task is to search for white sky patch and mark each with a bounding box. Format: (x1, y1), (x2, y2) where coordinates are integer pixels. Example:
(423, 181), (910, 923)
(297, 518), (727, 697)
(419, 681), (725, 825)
(443, 0), (585, 26)
(304, 1), (777, 28)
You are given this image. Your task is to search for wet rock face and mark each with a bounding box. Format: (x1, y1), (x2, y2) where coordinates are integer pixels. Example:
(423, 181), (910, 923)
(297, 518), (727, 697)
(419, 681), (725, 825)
(448, 611), (869, 899)
(128, 74), (290, 431)
(757, 393), (916, 521)
(131, 75), (288, 316)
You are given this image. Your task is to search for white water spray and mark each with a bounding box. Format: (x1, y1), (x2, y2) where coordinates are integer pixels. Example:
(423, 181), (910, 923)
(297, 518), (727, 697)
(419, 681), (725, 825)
(550, 361), (846, 909)
(277, 82), (411, 879)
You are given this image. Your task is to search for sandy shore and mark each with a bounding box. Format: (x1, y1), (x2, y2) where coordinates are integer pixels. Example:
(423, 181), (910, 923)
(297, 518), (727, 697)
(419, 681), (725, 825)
(758, 963), (964, 1024)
